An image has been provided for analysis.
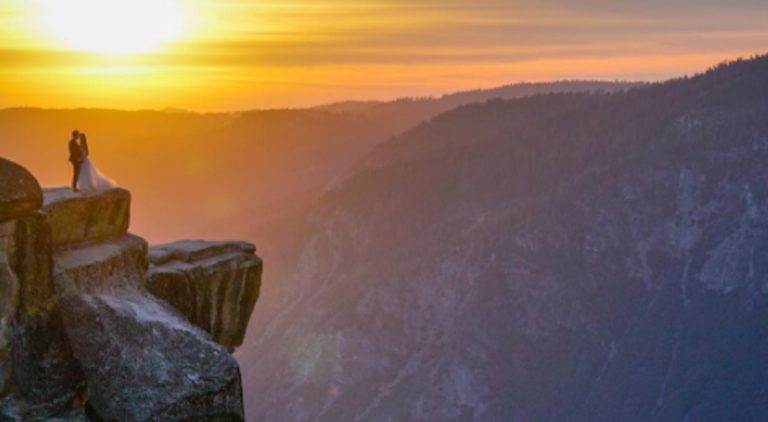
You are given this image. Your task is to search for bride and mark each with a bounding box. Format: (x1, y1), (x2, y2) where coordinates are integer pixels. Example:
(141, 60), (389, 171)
(77, 133), (118, 192)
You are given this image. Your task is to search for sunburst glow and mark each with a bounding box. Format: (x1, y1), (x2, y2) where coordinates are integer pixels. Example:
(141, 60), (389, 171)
(1, 0), (766, 110)
(39, 0), (182, 54)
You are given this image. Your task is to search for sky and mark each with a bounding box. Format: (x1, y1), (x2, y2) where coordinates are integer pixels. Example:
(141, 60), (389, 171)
(1, 0), (767, 111)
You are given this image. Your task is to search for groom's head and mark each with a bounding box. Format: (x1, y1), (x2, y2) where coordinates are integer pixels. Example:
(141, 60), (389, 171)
(71, 129), (79, 140)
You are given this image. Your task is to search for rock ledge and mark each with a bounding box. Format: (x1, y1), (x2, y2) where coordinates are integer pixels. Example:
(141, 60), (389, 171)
(147, 240), (262, 350)
(42, 187), (130, 247)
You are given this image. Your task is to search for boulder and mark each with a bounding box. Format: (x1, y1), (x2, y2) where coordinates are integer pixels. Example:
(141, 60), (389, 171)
(0, 158), (42, 221)
(59, 292), (244, 421)
(147, 241), (262, 350)
(42, 188), (130, 247)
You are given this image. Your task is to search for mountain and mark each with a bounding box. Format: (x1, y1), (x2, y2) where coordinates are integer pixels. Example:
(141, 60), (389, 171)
(238, 55), (768, 420)
(0, 82), (632, 248)
(314, 81), (641, 131)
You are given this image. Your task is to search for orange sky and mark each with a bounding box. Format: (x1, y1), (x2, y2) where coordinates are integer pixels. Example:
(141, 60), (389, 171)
(1, 0), (767, 111)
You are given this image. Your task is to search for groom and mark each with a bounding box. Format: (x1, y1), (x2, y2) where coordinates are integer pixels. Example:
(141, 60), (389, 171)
(68, 129), (83, 192)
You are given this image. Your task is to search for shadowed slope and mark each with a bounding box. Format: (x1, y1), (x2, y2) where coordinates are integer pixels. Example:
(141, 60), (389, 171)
(240, 55), (768, 420)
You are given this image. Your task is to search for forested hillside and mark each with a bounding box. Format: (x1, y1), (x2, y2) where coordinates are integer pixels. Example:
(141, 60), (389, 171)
(240, 55), (768, 421)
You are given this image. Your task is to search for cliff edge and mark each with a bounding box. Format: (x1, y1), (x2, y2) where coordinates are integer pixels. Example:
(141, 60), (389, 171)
(0, 158), (261, 421)
(147, 240), (262, 351)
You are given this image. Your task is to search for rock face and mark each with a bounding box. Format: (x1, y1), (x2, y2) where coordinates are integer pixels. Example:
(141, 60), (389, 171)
(147, 240), (262, 350)
(53, 234), (148, 295)
(42, 187), (130, 247)
(61, 293), (243, 421)
(1, 158), (259, 421)
(0, 165), (85, 420)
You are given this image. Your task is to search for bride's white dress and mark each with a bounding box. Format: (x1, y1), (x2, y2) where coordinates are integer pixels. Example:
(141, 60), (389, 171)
(78, 157), (117, 192)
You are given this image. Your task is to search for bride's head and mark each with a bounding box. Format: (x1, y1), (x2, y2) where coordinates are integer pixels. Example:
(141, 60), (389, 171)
(79, 133), (87, 144)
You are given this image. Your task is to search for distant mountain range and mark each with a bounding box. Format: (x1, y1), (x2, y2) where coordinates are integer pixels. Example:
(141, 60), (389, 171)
(0, 81), (633, 245)
(238, 55), (768, 420)
(314, 80), (642, 121)
(6, 57), (766, 421)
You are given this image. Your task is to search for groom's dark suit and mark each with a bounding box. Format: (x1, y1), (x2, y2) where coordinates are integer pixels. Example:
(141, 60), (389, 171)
(68, 138), (83, 190)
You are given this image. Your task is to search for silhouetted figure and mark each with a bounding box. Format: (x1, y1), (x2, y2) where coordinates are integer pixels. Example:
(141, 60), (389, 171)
(68, 129), (83, 191)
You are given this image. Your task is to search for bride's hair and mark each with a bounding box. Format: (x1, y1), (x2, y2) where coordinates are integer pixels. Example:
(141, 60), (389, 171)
(79, 133), (89, 155)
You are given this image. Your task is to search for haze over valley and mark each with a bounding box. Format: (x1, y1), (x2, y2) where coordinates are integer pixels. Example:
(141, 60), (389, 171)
(3, 54), (768, 420)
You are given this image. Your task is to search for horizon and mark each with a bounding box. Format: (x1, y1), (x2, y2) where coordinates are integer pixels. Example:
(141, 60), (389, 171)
(2, 0), (767, 112)
(0, 62), (747, 114)
(1, 78), (649, 114)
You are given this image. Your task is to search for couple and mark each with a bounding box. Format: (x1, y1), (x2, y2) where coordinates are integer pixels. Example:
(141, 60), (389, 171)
(68, 129), (117, 192)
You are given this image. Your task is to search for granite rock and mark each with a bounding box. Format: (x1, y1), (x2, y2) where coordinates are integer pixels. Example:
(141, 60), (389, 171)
(42, 188), (130, 247)
(60, 292), (244, 421)
(0, 159), (84, 421)
(0, 157), (42, 221)
(147, 240), (262, 350)
(53, 234), (147, 295)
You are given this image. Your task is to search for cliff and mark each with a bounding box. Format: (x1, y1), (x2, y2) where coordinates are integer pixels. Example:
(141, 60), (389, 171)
(147, 240), (262, 351)
(0, 158), (261, 421)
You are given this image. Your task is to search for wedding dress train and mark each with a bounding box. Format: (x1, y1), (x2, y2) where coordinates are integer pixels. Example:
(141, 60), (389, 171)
(78, 157), (117, 192)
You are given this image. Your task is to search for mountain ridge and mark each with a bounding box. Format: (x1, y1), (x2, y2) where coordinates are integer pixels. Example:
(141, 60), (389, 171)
(0, 80), (634, 248)
(239, 53), (768, 420)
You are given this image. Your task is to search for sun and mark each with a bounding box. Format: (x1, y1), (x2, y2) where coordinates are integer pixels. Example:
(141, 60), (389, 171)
(39, 0), (182, 54)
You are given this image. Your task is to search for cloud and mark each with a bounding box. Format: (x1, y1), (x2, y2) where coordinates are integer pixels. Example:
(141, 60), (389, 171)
(1, 0), (767, 109)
